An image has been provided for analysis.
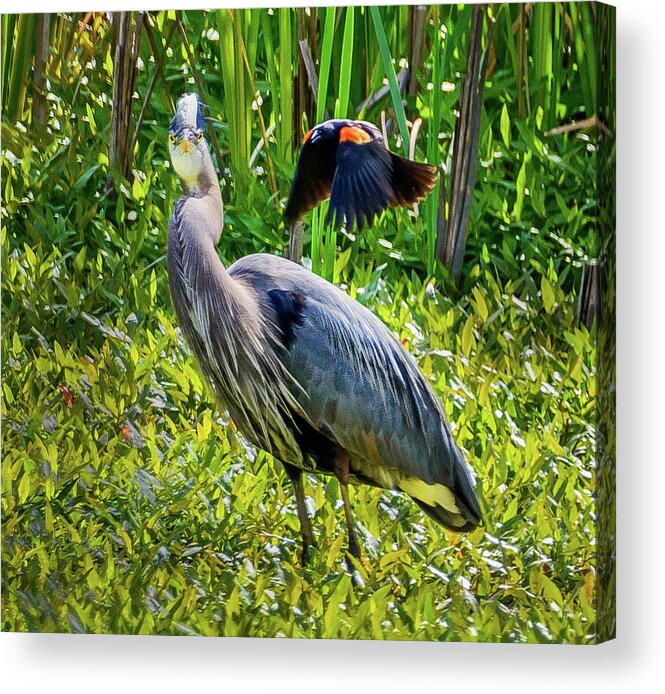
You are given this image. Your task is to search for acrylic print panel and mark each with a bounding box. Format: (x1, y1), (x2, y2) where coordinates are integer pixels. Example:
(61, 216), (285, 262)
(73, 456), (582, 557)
(1, 3), (615, 643)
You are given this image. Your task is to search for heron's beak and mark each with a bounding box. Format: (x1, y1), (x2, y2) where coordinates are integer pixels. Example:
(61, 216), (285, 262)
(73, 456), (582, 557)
(179, 140), (192, 154)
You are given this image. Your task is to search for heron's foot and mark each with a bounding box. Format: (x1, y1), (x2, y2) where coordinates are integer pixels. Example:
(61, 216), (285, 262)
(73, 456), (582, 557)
(343, 537), (365, 584)
(344, 555), (367, 588)
(334, 450), (363, 582)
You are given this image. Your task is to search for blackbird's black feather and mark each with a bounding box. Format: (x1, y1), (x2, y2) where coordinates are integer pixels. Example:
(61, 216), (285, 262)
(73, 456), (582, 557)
(327, 140), (396, 230)
(389, 152), (440, 206)
(285, 119), (437, 231)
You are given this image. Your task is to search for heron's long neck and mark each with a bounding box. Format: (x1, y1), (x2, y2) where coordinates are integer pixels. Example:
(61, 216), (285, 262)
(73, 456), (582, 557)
(181, 150), (223, 245)
(167, 148), (250, 321)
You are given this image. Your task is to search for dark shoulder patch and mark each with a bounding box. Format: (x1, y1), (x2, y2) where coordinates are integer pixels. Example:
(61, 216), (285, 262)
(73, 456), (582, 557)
(267, 289), (306, 348)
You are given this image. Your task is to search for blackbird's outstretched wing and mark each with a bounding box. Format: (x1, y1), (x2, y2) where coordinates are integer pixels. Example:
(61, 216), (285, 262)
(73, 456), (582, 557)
(284, 130), (337, 226)
(327, 137), (396, 231)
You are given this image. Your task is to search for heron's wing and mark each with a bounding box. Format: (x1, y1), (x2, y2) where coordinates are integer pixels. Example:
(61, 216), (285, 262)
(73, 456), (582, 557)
(284, 291), (433, 467)
(284, 133), (337, 226)
(284, 284), (480, 530)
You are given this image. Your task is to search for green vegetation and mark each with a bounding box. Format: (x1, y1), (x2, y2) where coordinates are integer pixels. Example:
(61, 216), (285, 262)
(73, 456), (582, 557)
(2, 5), (613, 642)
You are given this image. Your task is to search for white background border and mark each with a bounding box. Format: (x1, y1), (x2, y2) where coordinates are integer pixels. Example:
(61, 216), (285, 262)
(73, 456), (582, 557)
(2, 1), (663, 691)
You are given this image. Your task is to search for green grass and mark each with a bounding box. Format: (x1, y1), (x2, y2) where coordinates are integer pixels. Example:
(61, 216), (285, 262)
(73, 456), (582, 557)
(1, 215), (597, 639)
(1, 5), (611, 642)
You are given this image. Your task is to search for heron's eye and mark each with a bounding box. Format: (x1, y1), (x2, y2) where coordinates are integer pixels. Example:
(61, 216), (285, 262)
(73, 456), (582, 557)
(195, 132), (204, 142)
(169, 133), (177, 145)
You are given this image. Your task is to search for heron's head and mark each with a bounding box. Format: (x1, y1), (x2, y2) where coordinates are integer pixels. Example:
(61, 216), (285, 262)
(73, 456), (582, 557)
(168, 93), (208, 187)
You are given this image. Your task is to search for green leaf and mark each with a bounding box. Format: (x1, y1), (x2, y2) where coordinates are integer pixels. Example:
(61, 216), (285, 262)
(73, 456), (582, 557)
(54, 340), (66, 366)
(149, 269), (157, 304)
(132, 175), (145, 202)
(24, 243), (36, 268)
(86, 103), (98, 135)
(541, 275), (555, 313)
(461, 315), (476, 356)
(74, 246), (87, 272)
(500, 103), (511, 148)
(73, 164), (101, 191)
(472, 286), (489, 321)
(18, 468), (31, 502)
(512, 151), (531, 220)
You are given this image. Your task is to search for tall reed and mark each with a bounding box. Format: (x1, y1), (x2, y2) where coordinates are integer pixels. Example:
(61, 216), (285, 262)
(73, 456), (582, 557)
(218, 9), (251, 194)
(3, 13), (38, 123)
(310, 5), (336, 278)
(531, 2), (553, 126)
(370, 5), (409, 155)
(569, 1), (598, 117)
(321, 7), (356, 281)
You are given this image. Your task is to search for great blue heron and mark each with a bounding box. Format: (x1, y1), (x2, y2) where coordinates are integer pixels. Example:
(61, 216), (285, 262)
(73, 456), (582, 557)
(284, 119), (437, 231)
(167, 94), (481, 566)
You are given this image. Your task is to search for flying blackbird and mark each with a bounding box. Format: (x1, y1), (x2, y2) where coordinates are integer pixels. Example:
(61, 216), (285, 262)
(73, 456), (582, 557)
(284, 119), (438, 231)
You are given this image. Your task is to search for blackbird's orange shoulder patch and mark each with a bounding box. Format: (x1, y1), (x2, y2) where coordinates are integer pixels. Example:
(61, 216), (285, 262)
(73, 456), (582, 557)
(303, 128), (314, 144)
(339, 125), (372, 145)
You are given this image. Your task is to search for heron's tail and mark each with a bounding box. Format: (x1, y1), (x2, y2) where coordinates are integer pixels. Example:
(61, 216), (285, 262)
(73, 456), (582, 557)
(411, 497), (480, 533)
(399, 446), (481, 533)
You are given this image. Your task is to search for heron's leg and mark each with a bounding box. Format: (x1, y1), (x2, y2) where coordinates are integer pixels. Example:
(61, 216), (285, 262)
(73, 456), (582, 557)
(283, 462), (316, 564)
(333, 450), (361, 563)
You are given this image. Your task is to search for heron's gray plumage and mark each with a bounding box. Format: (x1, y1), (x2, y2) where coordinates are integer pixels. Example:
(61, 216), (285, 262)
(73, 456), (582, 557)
(229, 253), (481, 528)
(166, 94), (480, 559)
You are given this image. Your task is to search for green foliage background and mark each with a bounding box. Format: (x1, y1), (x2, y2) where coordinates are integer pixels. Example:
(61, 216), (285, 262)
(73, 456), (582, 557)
(1, 5), (612, 642)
